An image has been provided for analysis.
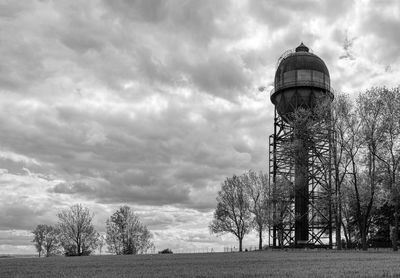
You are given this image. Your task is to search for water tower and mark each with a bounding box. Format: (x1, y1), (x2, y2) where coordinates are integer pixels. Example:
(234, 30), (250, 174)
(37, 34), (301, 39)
(269, 43), (334, 248)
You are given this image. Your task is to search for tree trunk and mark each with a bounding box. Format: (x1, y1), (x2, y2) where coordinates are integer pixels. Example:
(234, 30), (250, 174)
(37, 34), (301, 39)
(341, 221), (349, 249)
(361, 237), (367, 250)
(333, 137), (342, 250)
(393, 211), (398, 251)
(239, 237), (243, 252)
(361, 228), (368, 251)
(336, 171), (342, 250)
(258, 228), (263, 250)
(278, 227), (284, 249)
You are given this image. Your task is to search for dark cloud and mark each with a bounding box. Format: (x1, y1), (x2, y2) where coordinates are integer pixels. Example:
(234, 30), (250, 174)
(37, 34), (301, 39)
(95, 183), (191, 206)
(0, 202), (51, 230)
(249, 0), (351, 26)
(103, 0), (232, 42)
(49, 182), (95, 194)
(103, 0), (167, 23)
(47, 178), (191, 206)
(183, 52), (251, 99)
(0, 2), (33, 18)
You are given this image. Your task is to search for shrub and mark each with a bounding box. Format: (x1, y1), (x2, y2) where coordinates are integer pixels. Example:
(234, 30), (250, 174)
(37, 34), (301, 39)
(158, 248), (173, 254)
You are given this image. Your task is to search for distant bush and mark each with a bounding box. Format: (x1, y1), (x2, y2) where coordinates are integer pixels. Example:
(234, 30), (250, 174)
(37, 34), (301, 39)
(158, 248), (173, 254)
(0, 255), (13, 259)
(64, 246), (91, 257)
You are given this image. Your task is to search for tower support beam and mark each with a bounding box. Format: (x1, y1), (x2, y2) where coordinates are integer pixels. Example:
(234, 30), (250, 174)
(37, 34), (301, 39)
(269, 109), (334, 248)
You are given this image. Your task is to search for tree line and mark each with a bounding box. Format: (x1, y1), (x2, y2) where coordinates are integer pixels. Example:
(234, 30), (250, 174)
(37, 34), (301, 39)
(210, 86), (400, 252)
(333, 86), (400, 251)
(32, 204), (153, 257)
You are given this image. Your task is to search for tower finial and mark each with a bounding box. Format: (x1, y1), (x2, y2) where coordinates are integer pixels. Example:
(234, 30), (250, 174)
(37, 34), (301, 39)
(295, 42), (309, 52)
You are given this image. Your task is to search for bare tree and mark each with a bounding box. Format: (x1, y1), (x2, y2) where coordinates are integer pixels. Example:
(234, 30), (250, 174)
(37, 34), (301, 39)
(57, 204), (98, 256)
(32, 224), (60, 257)
(210, 175), (251, 252)
(242, 170), (269, 250)
(332, 96), (355, 248)
(355, 89), (386, 250)
(334, 89), (385, 250)
(106, 205), (153, 255)
(332, 94), (355, 249)
(32, 225), (45, 257)
(330, 91), (374, 250)
(341, 95), (368, 250)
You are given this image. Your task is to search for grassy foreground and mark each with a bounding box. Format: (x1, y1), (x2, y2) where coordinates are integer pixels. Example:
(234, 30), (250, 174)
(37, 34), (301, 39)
(1, 250), (400, 277)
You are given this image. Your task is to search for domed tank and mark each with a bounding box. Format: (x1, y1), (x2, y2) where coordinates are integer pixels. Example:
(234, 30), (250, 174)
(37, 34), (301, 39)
(271, 43), (333, 120)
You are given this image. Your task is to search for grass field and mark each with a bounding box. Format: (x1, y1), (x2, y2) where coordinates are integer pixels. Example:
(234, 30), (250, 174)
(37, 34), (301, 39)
(1, 250), (400, 277)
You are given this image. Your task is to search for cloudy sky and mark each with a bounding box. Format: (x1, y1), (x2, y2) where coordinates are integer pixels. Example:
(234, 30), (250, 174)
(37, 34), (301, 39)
(1, 0), (400, 254)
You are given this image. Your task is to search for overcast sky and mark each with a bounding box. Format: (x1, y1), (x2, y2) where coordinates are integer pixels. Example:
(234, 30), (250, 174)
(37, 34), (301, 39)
(1, 0), (400, 254)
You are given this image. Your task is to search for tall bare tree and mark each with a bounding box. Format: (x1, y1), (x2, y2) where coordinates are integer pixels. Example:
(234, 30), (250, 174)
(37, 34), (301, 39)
(210, 175), (251, 252)
(367, 87), (400, 251)
(329, 90), (377, 250)
(32, 225), (45, 257)
(356, 89), (386, 250)
(332, 94), (355, 249)
(242, 170), (269, 250)
(57, 204), (98, 256)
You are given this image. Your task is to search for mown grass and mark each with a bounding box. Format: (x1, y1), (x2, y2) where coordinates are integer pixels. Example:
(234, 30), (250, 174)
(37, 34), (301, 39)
(1, 250), (400, 277)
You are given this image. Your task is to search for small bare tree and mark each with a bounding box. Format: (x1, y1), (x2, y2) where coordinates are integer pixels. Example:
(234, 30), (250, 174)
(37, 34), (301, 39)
(210, 175), (251, 252)
(32, 225), (45, 257)
(106, 206), (153, 255)
(32, 224), (60, 257)
(242, 170), (269, 250)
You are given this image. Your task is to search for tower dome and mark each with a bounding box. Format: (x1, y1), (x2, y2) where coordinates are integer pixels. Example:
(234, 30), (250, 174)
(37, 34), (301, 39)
(271, 43), (333, 119)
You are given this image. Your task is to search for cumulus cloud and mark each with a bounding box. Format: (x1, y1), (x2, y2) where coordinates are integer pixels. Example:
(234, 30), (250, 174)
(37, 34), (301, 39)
(1, 0), (400, 253)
